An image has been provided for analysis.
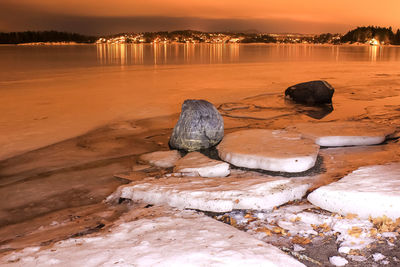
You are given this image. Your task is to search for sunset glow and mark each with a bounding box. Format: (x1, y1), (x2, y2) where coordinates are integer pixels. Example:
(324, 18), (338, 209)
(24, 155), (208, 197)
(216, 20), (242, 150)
(1, 0), (400, 34)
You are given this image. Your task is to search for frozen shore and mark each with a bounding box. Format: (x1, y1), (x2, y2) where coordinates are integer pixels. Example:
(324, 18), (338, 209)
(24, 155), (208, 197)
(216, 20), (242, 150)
(1, 60), (400, 161)
(1, 57), (400, 265)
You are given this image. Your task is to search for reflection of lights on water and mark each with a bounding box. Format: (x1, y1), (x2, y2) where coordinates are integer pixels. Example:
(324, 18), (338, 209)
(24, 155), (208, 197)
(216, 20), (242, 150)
(369, 45), (379, 62)
(94, 43), (399, 65)
(329, 45), (339, 62)
(120, 44), (126, 66)
(96, 43), (241, 65)
(229, 43), (239, 62)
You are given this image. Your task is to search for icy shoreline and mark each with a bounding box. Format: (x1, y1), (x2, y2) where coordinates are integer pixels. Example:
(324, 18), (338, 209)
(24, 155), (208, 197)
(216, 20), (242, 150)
(1, 62), (400, 266)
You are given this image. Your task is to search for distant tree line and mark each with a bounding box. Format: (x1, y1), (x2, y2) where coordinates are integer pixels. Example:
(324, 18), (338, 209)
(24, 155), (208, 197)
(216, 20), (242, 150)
(2, 27), (400, 45)
(240, 34), (276, 43)
(341, 26), (400, 45)
(0, 31), (97, 44)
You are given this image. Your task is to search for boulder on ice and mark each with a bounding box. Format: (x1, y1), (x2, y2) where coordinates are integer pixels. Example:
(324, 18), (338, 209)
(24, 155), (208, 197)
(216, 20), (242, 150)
(285, 80), (334, 105)
(169, 99), (224, 151)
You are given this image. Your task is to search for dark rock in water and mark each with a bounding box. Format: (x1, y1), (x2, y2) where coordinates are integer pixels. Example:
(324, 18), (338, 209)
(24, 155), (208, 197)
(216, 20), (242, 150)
(285, 80), (334, 105)
(169, 99), (224, 151)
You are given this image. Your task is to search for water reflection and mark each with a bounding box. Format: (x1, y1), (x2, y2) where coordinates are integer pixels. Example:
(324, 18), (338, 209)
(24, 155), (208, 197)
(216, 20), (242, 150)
(94, 43), (400, 66)
(97, 43), (243, 65)
(368, 45), (384, 62)
(295, 104), (334, 120)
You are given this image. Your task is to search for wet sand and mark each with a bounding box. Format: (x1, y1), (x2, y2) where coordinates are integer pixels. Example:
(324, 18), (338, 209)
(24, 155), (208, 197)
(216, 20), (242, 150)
(1, 59), (400, 264)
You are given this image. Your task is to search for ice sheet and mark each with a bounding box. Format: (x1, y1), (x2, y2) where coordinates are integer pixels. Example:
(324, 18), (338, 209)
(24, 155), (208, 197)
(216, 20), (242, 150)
(107, 173), (312, 212)
(217, 129), (319, 173)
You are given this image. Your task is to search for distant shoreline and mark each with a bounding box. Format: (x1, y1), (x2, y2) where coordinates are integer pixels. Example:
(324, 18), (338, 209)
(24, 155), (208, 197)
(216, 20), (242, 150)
(2, 42), (397, 47)
(16, 42), (91, 46)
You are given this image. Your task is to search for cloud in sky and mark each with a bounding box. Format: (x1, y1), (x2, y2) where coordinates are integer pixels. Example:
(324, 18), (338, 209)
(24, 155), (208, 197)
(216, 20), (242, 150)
(1, 0), (399, 34)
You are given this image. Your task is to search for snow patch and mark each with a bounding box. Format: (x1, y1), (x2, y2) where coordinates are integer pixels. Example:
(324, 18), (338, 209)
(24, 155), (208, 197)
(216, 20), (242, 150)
(308, 163), (400, 220)
(174, 152), (230, 177)
(373, 253), (386, 262)
(329, 256), (348, 266)
(1, 210), (305, 267)
(217, 129), (319, 173)
(219, 202), (376, 253)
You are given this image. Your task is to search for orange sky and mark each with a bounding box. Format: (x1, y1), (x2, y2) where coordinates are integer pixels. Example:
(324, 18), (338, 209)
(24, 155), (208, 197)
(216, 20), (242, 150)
(1, 0), (399, 34)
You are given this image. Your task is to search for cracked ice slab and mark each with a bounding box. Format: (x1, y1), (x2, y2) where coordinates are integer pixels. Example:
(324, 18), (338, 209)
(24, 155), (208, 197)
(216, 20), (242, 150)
(217, 129), (320, 173)
(107, 172), (312, 212)
(287, 121), (395, 147)
(1, 209), (305, 267)
(308, 163), (400, 220)
(174, 152), (230, 177)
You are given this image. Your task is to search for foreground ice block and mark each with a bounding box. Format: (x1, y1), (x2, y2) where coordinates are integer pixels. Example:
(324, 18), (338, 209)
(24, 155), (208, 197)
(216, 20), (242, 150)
(288, 121), (395, 147)
(107, 173), (311, 212)
(308, 163), (400, 220)
(174, 152), (230, 177)
(217, 129), (320, 173)
(139, 150), (181, 168)
(1, 209), (305, 267)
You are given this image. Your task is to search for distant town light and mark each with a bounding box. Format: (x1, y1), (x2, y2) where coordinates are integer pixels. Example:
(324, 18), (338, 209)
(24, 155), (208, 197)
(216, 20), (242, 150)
(369, 38), (379, 46)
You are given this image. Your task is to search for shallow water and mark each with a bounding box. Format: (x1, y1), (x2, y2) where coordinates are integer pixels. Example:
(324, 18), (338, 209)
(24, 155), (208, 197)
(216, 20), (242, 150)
(0, 43), (400, 255)
(1, 44), (400, 160)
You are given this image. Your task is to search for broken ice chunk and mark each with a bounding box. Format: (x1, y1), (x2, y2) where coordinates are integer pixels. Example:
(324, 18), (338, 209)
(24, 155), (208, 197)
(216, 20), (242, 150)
(308, 163), (400, 220)
(288, 121), (395, 147)
(107, 174), (311, 212)
(217, 129), (319, 173)
(174, 152), (230, 177)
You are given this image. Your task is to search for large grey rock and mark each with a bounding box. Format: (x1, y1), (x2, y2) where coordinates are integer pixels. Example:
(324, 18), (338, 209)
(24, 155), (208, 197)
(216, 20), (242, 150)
(285, 80), (334, 105)
(169, 100), (224, 151)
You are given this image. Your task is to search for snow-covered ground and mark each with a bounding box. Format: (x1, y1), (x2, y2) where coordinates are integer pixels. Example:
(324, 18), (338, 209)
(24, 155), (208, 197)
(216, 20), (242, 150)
(217, 129), (320, 172)
(107, 170), (312, 212)
(1, 208), (305, 267)
(217, 200), (400, 264)
(308, 163), (400, 219)
(287, 121), (395, 147)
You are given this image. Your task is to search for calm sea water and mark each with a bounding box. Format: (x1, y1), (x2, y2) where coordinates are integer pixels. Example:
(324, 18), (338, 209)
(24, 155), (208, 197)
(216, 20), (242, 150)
(1, 43), (400, 73)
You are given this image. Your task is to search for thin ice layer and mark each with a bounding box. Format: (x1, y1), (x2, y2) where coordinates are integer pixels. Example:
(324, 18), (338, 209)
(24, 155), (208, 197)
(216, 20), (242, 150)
(1, 210), (305, 267)
(174, 152), (230, 177)
(107, 173), (311, 212)
(217, 129), (319, 173)
(288, 122), (395, 147)
(139, 150), (181, 168)
(308, 163), (400, 220)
